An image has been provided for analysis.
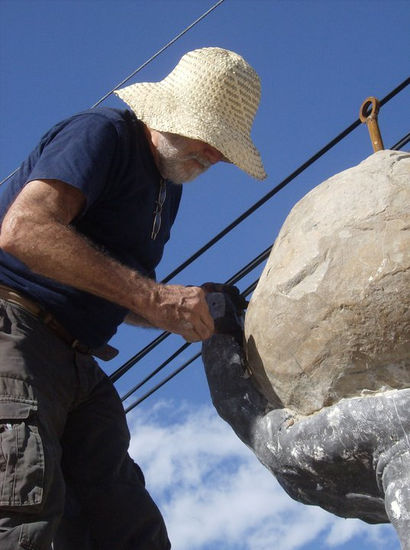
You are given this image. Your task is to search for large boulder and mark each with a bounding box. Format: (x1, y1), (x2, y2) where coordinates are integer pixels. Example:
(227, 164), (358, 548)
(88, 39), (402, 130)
(245, 150), (410, 415)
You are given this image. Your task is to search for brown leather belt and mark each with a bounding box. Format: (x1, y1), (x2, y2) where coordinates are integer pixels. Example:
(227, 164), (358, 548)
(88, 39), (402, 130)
(0, 284), (118, 361)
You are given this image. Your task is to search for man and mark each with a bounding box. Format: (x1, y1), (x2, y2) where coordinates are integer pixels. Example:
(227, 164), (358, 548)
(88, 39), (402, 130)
(0, 47), (266, 549)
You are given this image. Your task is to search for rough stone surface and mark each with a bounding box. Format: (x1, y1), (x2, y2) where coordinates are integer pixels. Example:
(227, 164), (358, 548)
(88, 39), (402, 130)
(245, 150), (410, 415)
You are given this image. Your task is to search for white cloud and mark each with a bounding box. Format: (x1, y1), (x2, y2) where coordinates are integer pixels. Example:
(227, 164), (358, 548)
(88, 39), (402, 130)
(324, 519), (391, 547)
(128, 401), (399, 550)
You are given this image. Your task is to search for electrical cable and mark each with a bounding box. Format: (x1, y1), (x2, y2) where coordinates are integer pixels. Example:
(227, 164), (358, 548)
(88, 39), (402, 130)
(112, 112), (366, 382)
(125, 349), (202, 413)
(161, 76), (409, 284)
(111, 244), (272, 385)
(392, 131), (410, 151)
(110, 77), (409, 384)
(124, 276), (260, 413)
(92, 0), (226, 108)
(2, 24), (408, 389)
(121, 127), (410, 410)
(240, 278), (259, 297)
(0, 167), (19, 187)
(121, 341), (191, 402)
(0, 0), (226, 187)
(114, 244), (272, 388)
(110, 330), (170, 384)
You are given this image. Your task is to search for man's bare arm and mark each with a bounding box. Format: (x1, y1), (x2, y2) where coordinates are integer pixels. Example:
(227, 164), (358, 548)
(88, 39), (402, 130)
(0, 179), (214, 342)
(124, 312), (153, 327)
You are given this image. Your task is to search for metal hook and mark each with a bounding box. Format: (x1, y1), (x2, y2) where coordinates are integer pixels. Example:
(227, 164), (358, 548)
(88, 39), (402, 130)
(359, 96), (384, 152)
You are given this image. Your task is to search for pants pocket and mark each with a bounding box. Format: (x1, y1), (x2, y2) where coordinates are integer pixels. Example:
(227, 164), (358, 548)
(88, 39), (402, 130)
(0, 381), (45, 508)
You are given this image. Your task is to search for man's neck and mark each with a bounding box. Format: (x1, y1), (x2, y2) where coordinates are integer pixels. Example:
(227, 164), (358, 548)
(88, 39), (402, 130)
(143, 124), (160, 169)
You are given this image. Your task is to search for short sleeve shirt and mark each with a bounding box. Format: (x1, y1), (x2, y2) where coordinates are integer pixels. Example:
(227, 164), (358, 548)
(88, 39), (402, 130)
(0, 108), (183, 347)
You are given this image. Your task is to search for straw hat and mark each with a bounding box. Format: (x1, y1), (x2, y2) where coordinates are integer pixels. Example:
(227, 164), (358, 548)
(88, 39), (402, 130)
(114, 47), (267, 180)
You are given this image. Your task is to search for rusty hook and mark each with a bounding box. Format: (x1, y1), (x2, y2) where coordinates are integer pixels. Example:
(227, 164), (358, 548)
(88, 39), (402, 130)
(359, 96), (384, 153)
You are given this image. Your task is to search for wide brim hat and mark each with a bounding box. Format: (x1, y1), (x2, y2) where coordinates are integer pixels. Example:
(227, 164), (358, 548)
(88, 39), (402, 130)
(114, 47), (267, 180)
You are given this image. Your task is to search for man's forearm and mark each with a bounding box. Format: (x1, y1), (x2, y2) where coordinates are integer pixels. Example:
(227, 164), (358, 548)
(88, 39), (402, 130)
(124, 311), (154, 327)
(14, 220), (154, 311)
(0, 179), (214, 342)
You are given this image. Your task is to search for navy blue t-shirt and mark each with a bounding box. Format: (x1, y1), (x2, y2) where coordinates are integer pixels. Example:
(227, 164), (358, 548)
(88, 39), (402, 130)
(0, 108), (182, 347)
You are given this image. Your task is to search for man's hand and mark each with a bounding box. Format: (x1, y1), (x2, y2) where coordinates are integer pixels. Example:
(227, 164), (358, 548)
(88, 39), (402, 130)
(142, 284), (214, 343)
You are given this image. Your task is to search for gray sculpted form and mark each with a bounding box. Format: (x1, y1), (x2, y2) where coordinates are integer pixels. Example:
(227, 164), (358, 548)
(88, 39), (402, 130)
(202, 151), (410, 549)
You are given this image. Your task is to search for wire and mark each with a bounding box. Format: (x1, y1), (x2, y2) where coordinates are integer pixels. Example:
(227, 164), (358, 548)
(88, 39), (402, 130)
(121, 126), (410, 411)
(125, 350), (202, 413)
(379, 76), (410, 107)
(161, 76), (409, 284)
(392, 131), (410, 151)
(110, 78), (410, 384)
(112, 244), (272, 386)
(0, 0), (226, 187)
(112, 115), (369, 382)
(92, 0), (226, 108)
(111, 330), (170, 383)
(124, 276), (260, 413)
(240, 278), (259, 297)
(0, 167), (20, 187)
(121, 341), (190, 401)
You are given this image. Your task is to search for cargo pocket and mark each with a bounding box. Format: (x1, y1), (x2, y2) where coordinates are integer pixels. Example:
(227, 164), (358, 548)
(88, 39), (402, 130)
(0, 394), (44, 507)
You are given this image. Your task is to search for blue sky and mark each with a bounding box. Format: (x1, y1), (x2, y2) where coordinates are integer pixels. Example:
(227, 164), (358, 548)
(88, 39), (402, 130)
(1, 1), (409, 548)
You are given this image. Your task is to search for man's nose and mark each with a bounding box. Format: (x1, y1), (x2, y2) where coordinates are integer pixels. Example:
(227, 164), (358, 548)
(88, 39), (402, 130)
(204, 145), (224, 164)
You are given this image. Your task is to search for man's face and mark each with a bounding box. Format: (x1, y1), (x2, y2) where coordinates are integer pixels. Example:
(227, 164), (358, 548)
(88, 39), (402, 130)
(155, 131), (224, 184)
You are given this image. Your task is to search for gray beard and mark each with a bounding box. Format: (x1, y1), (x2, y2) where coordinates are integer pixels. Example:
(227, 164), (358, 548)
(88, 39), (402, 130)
(155, 132), (211, 184)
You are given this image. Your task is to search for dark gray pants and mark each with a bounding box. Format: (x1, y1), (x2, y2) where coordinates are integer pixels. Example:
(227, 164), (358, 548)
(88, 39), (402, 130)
(0, 300), (170, 550)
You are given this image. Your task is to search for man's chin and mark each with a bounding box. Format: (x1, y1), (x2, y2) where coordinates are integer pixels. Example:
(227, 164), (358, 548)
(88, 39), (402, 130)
(167, 166), (207, 185)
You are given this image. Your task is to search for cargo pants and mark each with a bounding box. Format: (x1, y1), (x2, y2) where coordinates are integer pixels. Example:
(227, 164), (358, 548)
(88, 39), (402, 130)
(0, 300), (170, 550)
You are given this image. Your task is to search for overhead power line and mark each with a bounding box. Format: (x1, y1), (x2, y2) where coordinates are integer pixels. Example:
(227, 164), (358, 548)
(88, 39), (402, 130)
(0, 0), (226, 187)
(125, 350), (202, 413)
(124, 277), (260, 414)
(391, 131), (410, 151)
(111, 245), (272, 384)
(110, 76), (410, 386)
(119, 245), (272, 397)
(92, 0), (226, 108)
(161, 76), (410, 284)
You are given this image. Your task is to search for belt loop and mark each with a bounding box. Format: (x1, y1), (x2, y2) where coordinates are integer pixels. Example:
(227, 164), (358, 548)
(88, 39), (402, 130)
(71, 339), (89, 354)
(71, 339), (80, 350)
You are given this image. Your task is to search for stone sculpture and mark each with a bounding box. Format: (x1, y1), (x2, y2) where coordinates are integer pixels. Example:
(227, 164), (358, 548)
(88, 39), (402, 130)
(202, 150), (410, 548)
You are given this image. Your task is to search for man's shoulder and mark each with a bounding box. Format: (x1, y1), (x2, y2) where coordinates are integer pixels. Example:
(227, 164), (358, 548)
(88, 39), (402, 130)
(41, 107), (138, 152)
(65, 107), (133, 131)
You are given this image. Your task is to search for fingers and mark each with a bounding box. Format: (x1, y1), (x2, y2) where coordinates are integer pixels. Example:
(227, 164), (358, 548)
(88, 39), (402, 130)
(179, 287), (215, 342)
(142, 284), (215, 341)
(182, 309), (215, 342)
